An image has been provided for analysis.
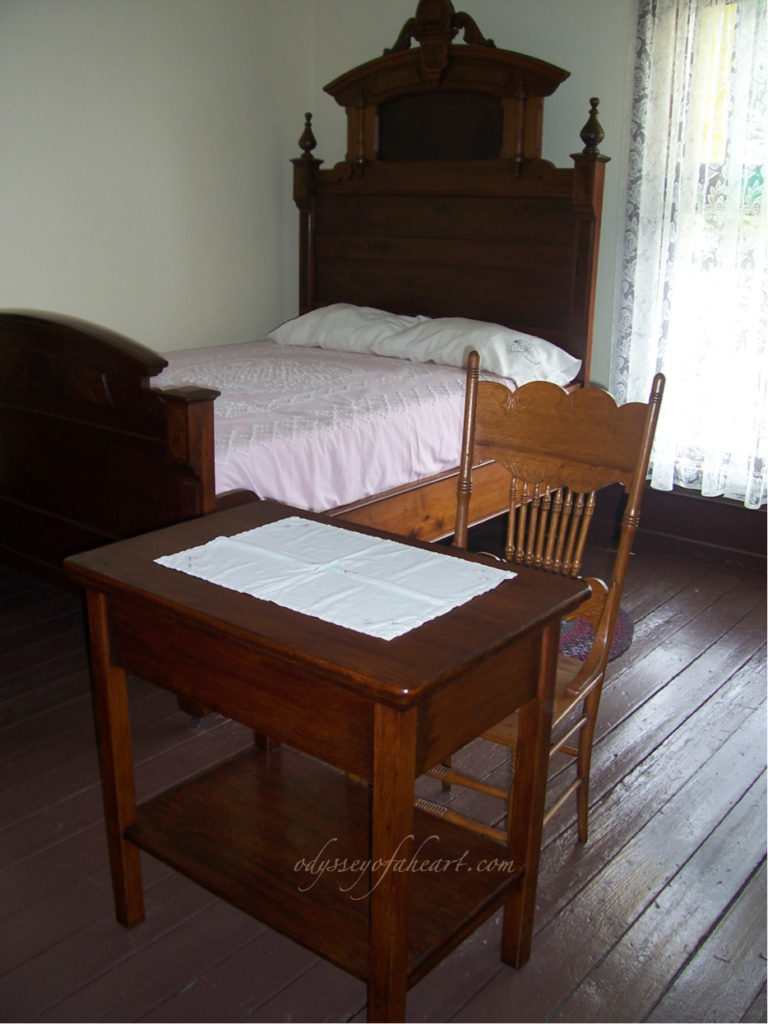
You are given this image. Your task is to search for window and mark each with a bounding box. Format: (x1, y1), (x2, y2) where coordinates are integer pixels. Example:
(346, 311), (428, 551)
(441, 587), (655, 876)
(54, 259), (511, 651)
(612, 0), (766, 509)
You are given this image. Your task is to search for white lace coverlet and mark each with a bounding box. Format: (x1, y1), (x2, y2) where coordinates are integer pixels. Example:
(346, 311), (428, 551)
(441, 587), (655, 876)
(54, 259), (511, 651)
(156, 341), (472, 511)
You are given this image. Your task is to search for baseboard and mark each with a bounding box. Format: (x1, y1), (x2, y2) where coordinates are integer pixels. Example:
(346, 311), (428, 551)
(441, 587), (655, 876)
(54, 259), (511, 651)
(595, 484), (767, 574)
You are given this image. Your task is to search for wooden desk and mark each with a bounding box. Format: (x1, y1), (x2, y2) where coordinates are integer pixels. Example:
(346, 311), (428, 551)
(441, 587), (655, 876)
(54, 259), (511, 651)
(65, 501), (588, 1021)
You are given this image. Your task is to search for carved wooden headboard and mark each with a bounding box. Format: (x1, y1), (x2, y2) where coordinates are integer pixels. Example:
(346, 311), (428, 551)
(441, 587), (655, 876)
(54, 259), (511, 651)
(293, 0), (608, 384)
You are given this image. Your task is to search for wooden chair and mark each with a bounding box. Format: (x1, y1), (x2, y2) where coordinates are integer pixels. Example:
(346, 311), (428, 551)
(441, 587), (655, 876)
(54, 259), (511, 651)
(417, 352), (665, 842)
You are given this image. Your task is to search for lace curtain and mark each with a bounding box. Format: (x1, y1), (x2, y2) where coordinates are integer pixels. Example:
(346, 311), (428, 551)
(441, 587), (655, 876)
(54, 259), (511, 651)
(612, 0), (767, 509)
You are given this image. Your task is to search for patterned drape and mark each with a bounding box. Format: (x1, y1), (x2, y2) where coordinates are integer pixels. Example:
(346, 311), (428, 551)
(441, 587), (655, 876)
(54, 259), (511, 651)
(612, 0), (767, 508)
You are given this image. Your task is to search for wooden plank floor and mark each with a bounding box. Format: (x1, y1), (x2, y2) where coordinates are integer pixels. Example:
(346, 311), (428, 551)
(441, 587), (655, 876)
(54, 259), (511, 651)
(0, 540), (765, 1023)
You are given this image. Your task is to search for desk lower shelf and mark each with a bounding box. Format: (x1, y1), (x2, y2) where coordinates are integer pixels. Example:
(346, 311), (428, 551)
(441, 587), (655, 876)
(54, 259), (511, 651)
(125, 746), (522, 987)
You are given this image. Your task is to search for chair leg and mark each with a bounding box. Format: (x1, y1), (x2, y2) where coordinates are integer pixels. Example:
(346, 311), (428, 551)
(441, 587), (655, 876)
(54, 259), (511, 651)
(575, 690), (601, 842)
(440, 753), (452, 792)
(576, 773), (590, 842)
(176, 695), (206, 725)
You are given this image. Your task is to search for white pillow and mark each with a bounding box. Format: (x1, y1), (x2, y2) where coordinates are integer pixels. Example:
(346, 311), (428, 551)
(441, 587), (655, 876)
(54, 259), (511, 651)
(267, 303), (428, 353)
(371, 316), (581, 385)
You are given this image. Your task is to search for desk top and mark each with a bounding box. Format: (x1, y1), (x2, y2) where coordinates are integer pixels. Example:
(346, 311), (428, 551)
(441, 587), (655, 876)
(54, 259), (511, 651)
(65, 500), (588, 707)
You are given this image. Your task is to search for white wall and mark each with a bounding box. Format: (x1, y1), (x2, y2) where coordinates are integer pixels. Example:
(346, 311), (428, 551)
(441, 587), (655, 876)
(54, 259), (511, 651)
(0, 0), (311, 350)
(1, 0), (637, 381)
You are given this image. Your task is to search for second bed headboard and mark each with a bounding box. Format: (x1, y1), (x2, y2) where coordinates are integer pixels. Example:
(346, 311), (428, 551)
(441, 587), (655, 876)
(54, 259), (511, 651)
(292, 0), (608, 385)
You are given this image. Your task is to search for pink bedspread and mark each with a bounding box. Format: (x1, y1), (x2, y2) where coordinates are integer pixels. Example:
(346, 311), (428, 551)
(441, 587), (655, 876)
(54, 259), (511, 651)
(156, 341), (473, 511)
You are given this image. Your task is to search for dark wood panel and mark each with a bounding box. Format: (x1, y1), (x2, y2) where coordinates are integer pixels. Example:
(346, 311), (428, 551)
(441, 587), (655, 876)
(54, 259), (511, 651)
(312, 162), (573, 199)
(417, 632), (540, 770)
(0, 311), (220, 585)
(2, 411), (207, 530)
(315, 233), (573, 276)
(378, 91), (503, 160)
(0, 311), (168, 429)
(314, 262), (572, 342)
(107, 594), (377, 778)
(314, 193), (574, 245)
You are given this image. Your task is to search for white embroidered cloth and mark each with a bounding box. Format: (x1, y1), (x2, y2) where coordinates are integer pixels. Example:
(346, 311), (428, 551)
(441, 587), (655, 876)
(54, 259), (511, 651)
(155, 517), (517, 640)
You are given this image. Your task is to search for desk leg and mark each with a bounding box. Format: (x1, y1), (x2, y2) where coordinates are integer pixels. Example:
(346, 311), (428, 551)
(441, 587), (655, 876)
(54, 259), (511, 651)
(501, 620), (559, 967)
(86, 590), (145, 928)
(367, 704), (417, 1023)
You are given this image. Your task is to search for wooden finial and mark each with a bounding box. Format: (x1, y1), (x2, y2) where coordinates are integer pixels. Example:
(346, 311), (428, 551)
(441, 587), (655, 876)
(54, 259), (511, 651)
(297, 112), (317, 160)
(580, 98), (605, 155)
(385, 0), (494, 82)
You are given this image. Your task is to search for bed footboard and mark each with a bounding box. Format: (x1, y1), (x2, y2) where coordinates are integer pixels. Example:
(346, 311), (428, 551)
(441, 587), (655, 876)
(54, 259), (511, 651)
(0, 311), (220, 585)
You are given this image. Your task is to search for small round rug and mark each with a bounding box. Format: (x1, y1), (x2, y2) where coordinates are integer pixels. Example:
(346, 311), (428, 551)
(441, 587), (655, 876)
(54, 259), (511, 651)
(559, 608), (634, 662)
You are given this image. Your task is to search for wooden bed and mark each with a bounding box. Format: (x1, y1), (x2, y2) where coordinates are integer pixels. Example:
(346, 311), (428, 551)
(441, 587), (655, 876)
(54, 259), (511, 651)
(0, 0), (608, 587)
